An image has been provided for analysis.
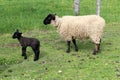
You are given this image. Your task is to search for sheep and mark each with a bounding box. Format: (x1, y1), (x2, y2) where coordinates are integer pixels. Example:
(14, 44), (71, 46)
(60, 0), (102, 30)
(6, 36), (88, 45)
(12, 29), (40, 61)
(43, 14), (105, 55)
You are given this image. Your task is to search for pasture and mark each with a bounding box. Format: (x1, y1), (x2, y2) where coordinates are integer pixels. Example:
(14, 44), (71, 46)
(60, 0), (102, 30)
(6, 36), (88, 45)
(0, 0), (120, 80)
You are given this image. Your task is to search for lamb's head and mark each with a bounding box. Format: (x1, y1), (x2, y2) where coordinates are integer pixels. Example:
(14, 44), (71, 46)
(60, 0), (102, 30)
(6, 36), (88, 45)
(43, 14), (56, 25)
(12, 29), (22, 39)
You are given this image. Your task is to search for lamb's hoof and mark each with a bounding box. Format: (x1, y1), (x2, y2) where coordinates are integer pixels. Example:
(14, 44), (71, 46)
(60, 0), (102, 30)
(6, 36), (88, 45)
(66, 50), (70, 53)
(34, 58), (39, 61)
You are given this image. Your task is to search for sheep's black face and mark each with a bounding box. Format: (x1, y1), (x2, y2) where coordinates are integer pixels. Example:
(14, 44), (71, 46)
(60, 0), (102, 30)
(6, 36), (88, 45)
(12, 30), (22, 39)
(43, 14), (55, 25)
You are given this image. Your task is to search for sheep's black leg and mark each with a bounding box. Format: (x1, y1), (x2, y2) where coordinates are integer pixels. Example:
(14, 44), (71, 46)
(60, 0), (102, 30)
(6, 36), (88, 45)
(93, 44), (100, 55)
(22, 47), (27, 59)
(93, 39), (101, 55)
(32, 47), (40, 61)
(72, 39), (78, 52)
(98, 39), (101, 51)
(66, 41), (71, 53)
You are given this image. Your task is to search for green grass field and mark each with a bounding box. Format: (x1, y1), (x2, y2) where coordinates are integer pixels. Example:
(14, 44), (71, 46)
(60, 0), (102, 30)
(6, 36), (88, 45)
(0, 0), (120, 80)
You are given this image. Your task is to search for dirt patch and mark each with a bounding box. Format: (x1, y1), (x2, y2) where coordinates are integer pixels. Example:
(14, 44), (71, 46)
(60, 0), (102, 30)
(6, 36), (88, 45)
(40, 61), (46, 65)
(1, 43), (20, 48)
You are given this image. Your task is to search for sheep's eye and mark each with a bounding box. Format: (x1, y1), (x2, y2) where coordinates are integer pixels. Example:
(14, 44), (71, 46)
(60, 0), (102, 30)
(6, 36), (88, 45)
(48, 17), (51, 20)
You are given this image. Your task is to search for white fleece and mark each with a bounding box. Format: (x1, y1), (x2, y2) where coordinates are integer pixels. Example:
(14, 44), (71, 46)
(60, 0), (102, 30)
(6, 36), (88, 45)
(50, 15), (105, 44)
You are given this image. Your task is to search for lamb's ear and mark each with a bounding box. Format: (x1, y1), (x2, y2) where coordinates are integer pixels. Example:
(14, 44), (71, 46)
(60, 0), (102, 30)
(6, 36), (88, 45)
(16, 29), (19, 32)
(19, 32), (22, 35)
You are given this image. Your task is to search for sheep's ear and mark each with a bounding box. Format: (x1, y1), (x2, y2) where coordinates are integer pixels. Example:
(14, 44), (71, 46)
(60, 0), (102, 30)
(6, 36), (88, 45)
(52, 14), (56, 20)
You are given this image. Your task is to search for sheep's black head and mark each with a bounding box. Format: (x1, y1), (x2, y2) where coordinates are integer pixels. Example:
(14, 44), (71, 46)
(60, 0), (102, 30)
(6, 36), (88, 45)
(43, 14), (56, 25)
(12, 29), (22, 39)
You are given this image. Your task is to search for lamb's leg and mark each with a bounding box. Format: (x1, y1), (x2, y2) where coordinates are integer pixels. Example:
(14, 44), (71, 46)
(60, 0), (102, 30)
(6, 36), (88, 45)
(66, 41), (71, 53)
(22, 47), (27, 59)
(72, 39), (78, 52)
(93, 44), (100, 55)
(32, 48), (40, 61)
(34, 49), (40, 61)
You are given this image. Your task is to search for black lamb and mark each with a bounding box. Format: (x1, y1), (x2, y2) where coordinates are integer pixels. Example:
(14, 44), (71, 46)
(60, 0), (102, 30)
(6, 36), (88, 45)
(12, 29), (40, 61)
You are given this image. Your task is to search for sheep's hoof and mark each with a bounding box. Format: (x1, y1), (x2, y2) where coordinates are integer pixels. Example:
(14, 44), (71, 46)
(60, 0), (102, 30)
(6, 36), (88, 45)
(93, 52), (96, 55)
(93, 50), (98, 55)
(75, 48), (78, 52)
(22, 53), (24, 56)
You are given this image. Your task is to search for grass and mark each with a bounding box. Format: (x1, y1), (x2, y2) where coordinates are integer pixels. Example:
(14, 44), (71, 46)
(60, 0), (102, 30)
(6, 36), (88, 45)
(0, 23), (120, 80)
(0, 0), (120, 80)
(0, 0), (120, 33)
